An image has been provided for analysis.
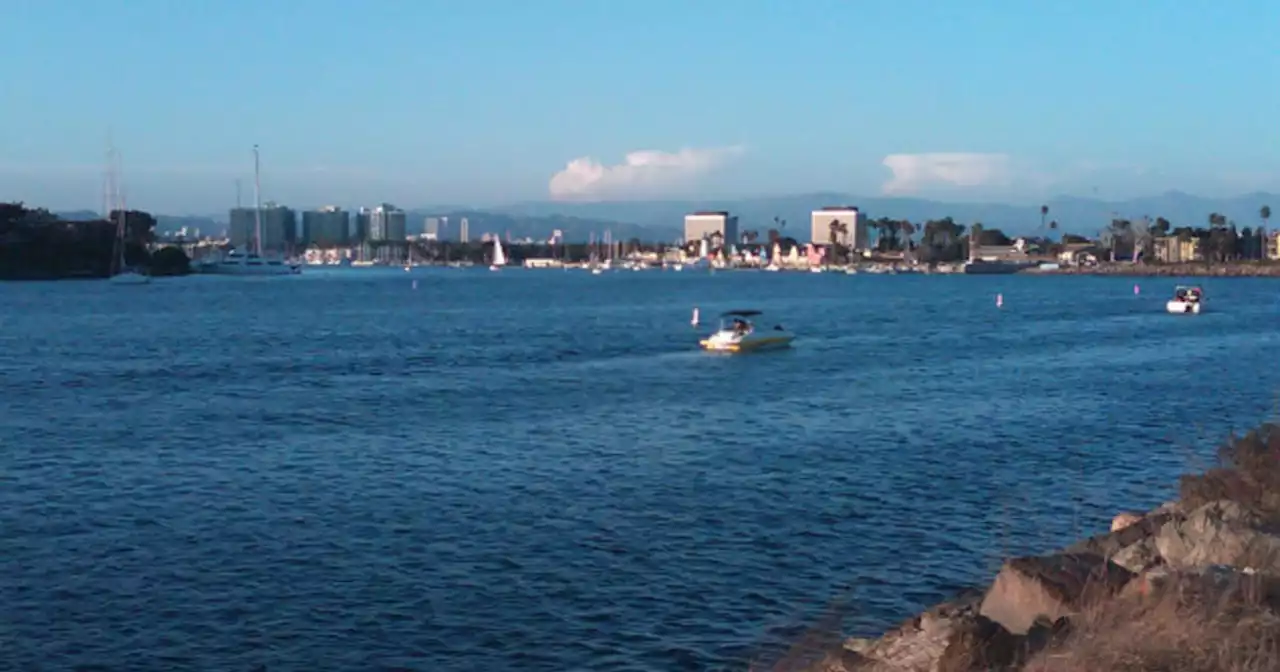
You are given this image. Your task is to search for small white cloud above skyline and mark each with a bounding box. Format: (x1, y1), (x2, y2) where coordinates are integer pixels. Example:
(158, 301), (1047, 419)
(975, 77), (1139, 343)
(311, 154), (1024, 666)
(548, 146), (745, 201)
(880, 153), (1018, 196)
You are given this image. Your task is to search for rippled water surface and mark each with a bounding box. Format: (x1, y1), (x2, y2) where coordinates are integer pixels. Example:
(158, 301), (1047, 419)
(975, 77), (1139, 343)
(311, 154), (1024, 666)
(4, 269), (1279, 671)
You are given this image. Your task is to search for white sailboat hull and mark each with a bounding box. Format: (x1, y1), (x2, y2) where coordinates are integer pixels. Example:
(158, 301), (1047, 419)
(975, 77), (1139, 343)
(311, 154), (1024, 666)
(109, 270), (151, 285)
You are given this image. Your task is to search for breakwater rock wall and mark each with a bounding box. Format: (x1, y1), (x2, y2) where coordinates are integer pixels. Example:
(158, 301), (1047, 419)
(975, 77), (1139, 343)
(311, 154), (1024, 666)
(1044, 262), (1280, 277)
(790, 424), (1280, 672)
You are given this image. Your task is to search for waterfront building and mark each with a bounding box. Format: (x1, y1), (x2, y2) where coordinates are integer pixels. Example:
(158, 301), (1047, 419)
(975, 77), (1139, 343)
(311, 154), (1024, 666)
(360, 204), (407, 242)
(810, 206), (867, 250)
(683, 211), (739, 244)
(229, 202), (297, 252)
(302, 206), (349, 247)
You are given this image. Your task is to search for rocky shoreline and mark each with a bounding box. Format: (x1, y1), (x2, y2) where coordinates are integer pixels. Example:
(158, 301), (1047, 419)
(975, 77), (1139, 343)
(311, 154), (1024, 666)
(1035, 262), (1280, 277)
(781, 424), (1280, 672)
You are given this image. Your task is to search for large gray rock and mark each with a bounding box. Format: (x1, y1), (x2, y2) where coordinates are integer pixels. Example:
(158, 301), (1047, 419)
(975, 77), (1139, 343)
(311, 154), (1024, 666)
(1110, 536), (1161, 573)
(1064, 510), (1180, 558)
(1155, 500), (1280, 572)
(979, 553), (1133, 635)
(834, 595), (1021, 672)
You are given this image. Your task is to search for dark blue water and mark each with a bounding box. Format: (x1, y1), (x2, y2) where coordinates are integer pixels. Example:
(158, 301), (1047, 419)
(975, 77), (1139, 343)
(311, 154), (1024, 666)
(3, 269), (1277, 671)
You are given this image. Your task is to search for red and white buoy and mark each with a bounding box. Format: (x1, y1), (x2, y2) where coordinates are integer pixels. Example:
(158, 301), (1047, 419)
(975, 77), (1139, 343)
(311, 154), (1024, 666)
(996, 293), (1004, 308)
(691, 307), (700, 326)
(1134, 284), (1140, 295)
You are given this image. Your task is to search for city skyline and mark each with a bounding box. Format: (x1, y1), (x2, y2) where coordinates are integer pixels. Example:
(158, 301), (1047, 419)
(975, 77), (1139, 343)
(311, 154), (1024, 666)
(3, 0), (1277, 213)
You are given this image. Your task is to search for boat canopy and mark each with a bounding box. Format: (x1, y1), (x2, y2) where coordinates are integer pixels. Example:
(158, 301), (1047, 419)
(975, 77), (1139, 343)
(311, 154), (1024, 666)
(720, 310), (763, 317)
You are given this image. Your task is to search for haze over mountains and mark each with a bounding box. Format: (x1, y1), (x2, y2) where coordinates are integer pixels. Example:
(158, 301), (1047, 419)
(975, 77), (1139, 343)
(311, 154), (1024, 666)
(55, 190), (1278, 243)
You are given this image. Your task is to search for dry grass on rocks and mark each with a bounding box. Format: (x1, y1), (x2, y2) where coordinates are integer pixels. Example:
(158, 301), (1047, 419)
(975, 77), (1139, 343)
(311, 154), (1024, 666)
(759, 423), (1280, 672)
(1180, 423), (1280, 521)
(1023, 570), (1280, 672)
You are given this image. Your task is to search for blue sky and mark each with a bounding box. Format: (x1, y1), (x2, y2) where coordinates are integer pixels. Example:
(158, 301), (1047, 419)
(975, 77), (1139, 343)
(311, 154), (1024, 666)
(2, 0), (1277, 213)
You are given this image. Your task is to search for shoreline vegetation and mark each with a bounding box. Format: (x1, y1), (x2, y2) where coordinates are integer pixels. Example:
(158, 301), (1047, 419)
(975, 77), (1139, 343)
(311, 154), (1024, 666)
(1, 202), (189, 280)
(767, 423), (1280, 672)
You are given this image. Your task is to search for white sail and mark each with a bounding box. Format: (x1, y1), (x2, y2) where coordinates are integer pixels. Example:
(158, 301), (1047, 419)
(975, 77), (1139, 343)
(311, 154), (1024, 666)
(698, 238), (709, 258)
(492, 236), (507, 266)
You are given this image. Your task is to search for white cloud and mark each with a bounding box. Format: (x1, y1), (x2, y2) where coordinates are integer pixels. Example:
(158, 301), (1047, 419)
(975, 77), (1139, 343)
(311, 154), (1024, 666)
(549, 145), (744, 200)
(881, 153), (1014, 196)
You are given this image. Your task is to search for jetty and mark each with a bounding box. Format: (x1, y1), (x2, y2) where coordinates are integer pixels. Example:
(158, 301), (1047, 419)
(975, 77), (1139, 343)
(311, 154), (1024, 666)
(785, 423), (1280, 672)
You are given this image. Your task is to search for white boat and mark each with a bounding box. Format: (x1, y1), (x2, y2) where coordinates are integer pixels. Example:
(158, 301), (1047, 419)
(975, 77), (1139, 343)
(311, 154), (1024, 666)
(197, 249), (301, 275)
(699, 310), (796, 353)
(1167, 285), (1204, 314)
(490, 236), (507, 271)
(197, 145), (301, 276)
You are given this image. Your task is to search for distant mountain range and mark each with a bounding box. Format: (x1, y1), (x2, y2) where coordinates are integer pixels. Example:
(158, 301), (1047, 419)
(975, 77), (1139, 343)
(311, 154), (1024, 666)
(54, 190), (1278, 243)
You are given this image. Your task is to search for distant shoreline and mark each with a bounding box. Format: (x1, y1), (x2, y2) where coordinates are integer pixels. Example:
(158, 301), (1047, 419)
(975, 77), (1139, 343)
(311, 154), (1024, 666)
(1031, 262), (1280, 277)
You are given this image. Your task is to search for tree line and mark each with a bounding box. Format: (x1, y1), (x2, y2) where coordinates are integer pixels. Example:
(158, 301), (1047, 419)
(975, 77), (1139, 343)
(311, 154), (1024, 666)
(0, 202), (189, 279)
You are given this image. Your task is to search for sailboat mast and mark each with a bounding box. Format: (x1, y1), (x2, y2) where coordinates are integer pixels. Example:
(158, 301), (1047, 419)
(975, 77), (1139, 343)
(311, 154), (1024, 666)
(252, 145), (263, 256)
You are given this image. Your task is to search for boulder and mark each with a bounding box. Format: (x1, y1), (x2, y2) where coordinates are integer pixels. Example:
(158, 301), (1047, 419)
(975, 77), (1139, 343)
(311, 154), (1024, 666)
(935, 615), (1022, 672)
(1110, 536), (1162, 573)
(979, 553), (1133, 635)
(837, 595), (1020, 672)
(1155, 500), (1280, 572)
(1111, 511), (1143, 532)
(1064, 510), (1179, 558)
(806, 647), (879, 672)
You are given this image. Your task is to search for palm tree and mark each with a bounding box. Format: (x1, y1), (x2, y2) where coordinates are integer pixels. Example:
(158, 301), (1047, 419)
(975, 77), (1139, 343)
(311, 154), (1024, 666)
(1262, 205), (1272, 260)
(968, 222), (983, 262)
(1040, 204), (1049, 232)
(827, 219), (848, 265)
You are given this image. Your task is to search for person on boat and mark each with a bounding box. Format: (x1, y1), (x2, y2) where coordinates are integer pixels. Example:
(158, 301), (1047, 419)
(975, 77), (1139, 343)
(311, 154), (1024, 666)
(732, 318), (749, 335)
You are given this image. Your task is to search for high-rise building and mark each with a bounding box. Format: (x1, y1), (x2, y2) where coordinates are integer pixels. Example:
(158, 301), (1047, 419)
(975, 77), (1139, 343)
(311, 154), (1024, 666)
(459, 217), (470, 243)
(424, 217), (440, 241)
(683, 211), (739, 244)
(362, 203), (407, 242)
(302, 206), (350, 247)
(228, 202), (297, 252)
(810, 206), (866, 250)
(352, 210), (369, 242)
